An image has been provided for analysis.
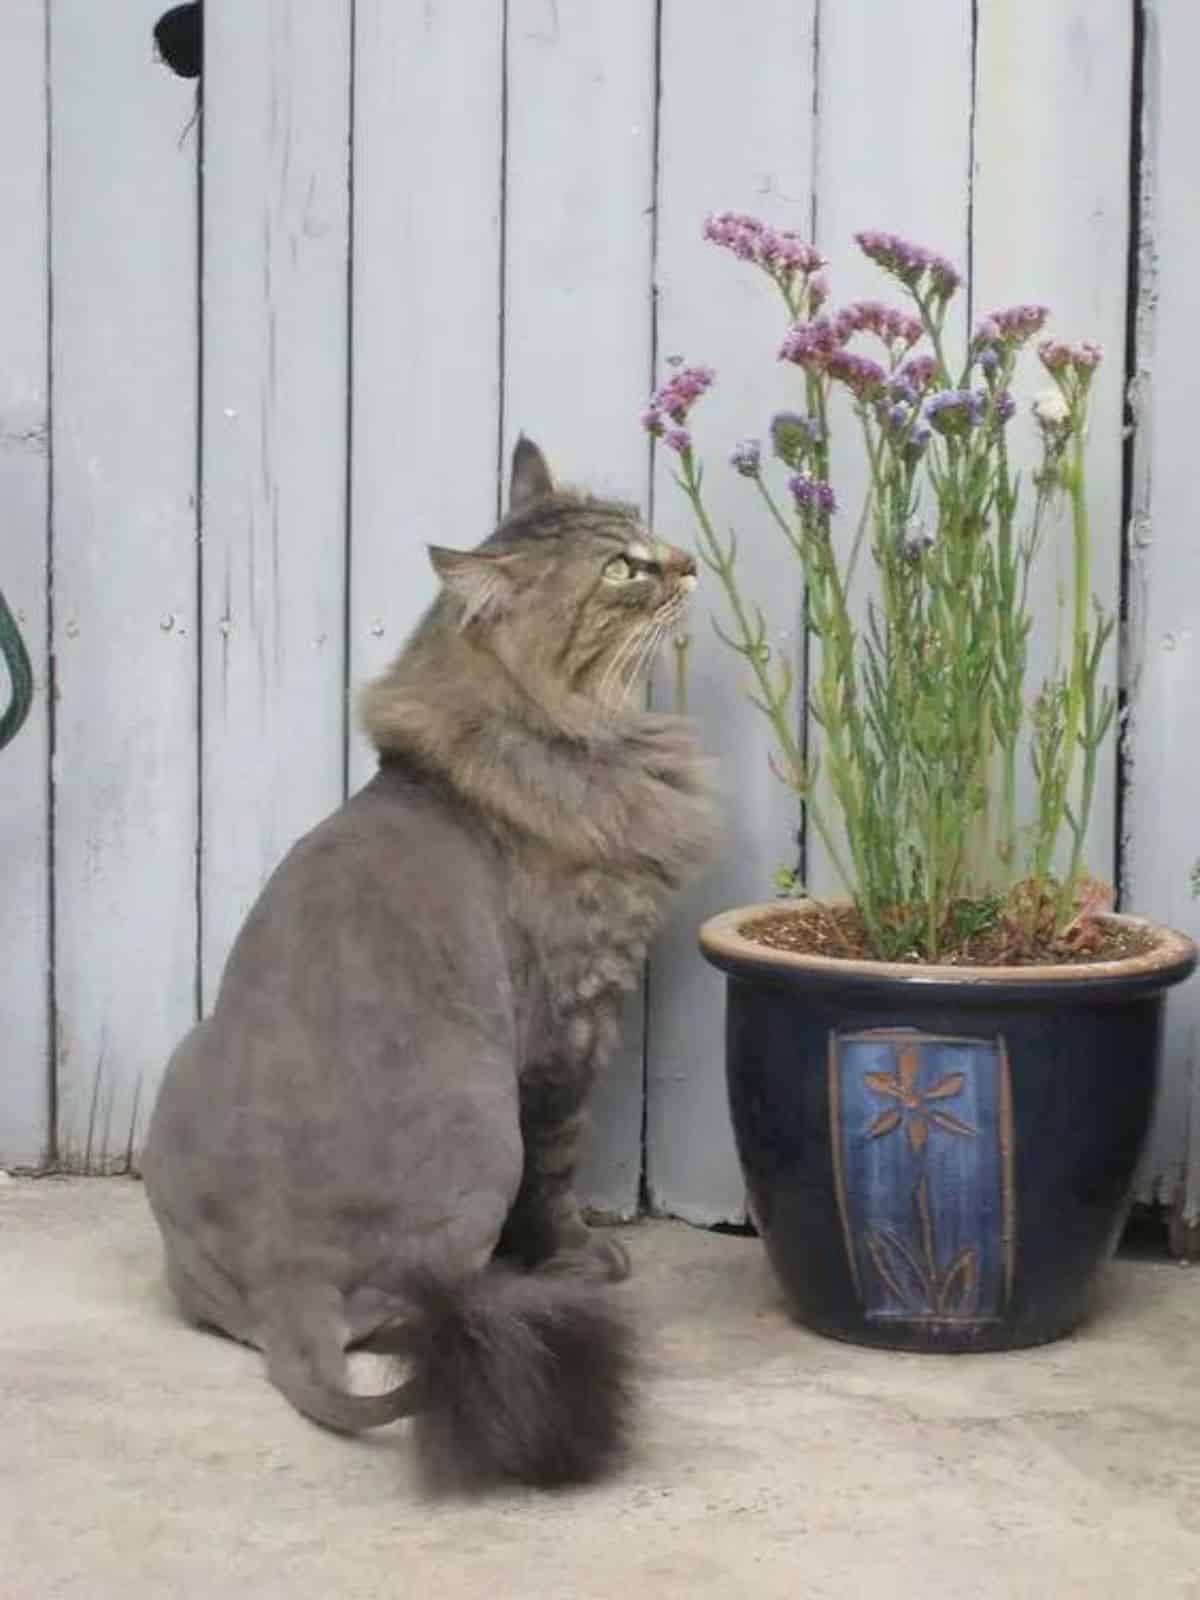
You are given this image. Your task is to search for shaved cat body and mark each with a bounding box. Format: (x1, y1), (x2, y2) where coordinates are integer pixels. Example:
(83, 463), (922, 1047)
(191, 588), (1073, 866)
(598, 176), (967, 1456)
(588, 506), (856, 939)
(141, 439), (718, 1490)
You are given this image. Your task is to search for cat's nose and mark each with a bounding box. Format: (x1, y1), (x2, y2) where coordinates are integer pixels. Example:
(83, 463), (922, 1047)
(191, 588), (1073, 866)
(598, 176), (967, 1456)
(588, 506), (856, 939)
(657, 543), (697, 579)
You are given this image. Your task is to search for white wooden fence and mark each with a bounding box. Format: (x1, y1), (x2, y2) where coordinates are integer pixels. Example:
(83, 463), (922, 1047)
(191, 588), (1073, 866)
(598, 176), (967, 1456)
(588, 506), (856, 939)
(2, 0), (1198, 1231)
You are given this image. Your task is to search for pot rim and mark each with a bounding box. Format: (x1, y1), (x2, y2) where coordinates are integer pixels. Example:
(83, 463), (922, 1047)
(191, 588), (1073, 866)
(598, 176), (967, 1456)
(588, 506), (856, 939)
(699, 900), (1198, 994)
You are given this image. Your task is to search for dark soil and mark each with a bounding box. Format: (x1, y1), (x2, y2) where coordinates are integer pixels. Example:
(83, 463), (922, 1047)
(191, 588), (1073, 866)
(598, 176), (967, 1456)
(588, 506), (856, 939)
(740, 901), (1159, 968)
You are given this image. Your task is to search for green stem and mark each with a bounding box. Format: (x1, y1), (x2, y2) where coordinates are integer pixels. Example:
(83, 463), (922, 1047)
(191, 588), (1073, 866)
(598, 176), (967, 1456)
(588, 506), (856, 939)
(1054, 426), (1091, 915)
(684, 456), (858, 902)
(672, 634), (691, 715)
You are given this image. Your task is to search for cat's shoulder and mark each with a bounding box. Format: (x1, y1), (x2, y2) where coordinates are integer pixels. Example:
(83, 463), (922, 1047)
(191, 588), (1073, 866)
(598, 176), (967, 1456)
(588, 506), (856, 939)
(267, 761), (498, 907)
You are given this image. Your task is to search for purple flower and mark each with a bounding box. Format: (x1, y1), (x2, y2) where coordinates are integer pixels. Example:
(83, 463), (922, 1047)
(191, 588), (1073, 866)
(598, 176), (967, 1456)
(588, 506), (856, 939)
(779, 316), (843, 371)
(827, 349), (888, 401)
(833, 300), (924, 351)
(789, 473), (837, 517)
(876, 387), (923, 445)
(1074, 339), (1103, 370)
(1038, 338), (1102, 387)
(993, 389), (1016, 424)
(905, 424), (933, 459)
(927, 255), (961, 299)
(1038, 339), (1072, 374)
(925, 388), (986, 436)
(664, 427), (692, 455)
(855, 230), (929, 286)
(854, 231), (962, 301)
(977, 346), (1000, 376)
(646, 363), (715, 425)
(729, 438), (762, 477)
(808, 272), (829, 312)
(703, 211), (826, 281)
(770, 410), (821, 466)
(978, 304), (1050, 347)
(898, 353), (939, 394)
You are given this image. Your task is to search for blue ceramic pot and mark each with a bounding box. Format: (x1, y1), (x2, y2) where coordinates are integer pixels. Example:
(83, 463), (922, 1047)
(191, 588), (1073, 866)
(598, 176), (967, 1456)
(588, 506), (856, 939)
(699, 905), (1196, 1353)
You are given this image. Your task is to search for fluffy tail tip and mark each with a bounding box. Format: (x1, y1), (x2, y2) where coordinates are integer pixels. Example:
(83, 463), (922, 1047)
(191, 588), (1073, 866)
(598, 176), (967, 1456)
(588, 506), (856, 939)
(405, 1266), (637, 1492)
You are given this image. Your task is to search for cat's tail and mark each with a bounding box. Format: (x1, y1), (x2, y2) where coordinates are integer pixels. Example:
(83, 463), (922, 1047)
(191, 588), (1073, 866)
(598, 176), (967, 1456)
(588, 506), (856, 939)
(373, 1264), (637, 1491)
(262, 1265), (636, 1490)
(262, 1281), (423, 1434)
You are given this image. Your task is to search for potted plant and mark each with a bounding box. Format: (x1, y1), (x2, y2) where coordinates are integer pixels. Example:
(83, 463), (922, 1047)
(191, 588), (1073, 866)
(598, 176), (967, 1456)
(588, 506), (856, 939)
(644, 216), (1196, 1352)
(0, 583), (33, 753)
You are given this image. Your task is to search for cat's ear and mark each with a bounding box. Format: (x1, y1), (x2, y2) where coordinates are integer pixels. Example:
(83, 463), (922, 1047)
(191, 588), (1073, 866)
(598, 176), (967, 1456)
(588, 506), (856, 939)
(509, 434), (554, 512)
(428, 545), (518, 625)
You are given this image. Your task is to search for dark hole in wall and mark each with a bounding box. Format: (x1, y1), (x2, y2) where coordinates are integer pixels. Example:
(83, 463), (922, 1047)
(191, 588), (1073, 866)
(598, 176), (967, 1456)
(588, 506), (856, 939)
(154, 2), (202, 79)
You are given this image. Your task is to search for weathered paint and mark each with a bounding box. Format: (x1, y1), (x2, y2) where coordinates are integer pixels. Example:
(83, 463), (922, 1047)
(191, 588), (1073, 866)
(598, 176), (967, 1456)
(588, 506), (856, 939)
(0, 0), (51, 1167)
(346, 0), (503, 794)
(199, 0), (352, 1007)
(48, 0), (199, 1172)
(1123, 0), (1200, 1220)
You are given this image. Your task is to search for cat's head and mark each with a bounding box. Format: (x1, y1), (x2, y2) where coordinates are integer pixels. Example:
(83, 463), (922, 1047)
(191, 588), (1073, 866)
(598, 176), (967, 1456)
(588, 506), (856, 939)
(427, 437), (697, 712)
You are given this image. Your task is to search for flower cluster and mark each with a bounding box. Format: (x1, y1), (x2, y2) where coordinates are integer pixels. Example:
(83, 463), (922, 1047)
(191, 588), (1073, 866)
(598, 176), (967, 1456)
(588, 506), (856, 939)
(729, 438), (762, 477)
(770, 410), (822, 467)
(704, 211), (827, 282)
(854, 231), (961, 299)
(641, 363), (715, 453)
(641, 212), (1111, 964)
(1036, 340), (1104, 422)
(833, 299), (924, 352)
(827, 349), (888, 401)
(779, 316), (844, 371)
(925, 388), (986, 436)
(1033, 389), (1070, 429)
(974, 304), (1050, 348)
(897, 354), (939, 394)
(1039, 339), (1103, 376)
(789, 472), (837, 517)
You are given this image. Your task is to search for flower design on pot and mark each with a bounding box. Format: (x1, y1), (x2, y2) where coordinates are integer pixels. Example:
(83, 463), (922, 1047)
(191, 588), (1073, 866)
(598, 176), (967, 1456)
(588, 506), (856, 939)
(829, 1030), (1015, 1327)
(863, 1043), (977, 1154)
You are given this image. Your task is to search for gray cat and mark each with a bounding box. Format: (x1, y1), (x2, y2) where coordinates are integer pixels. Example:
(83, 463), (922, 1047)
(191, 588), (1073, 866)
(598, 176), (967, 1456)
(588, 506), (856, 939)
(141, 438), (718, 1490)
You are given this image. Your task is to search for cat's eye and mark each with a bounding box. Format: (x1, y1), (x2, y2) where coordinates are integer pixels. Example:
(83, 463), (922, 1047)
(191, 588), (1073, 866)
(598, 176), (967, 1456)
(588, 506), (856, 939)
(602, 555), (634, 584)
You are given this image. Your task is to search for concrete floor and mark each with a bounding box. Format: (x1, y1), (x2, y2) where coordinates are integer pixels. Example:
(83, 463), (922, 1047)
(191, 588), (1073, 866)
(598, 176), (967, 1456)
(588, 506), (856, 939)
(2, 1178), (1199, 1600)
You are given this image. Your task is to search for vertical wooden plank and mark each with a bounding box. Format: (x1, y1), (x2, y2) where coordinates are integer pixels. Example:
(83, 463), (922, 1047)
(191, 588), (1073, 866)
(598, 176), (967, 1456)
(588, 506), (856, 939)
(973, 1), (1132, 880)
(806, 0), (974, 897)
(647, 2), (817, 1223)
(0, 0), (51, 1168)
(502, 0), (657, 1218)
(347, 1), (503, 794)
(50, 0), (198, 1169)
(201, 0), (351, 1004)
(1123, 1), (1200, 1216)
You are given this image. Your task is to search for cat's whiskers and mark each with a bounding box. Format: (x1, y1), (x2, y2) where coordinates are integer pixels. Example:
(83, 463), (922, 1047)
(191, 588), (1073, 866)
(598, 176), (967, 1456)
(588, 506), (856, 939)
(596, 619), (656, 710)
(617, 619), (668, 709)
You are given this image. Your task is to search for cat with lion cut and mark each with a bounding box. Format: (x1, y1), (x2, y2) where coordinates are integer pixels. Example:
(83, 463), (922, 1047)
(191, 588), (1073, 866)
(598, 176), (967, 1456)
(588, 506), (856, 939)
(141, 438), (719, 1491)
